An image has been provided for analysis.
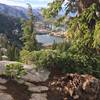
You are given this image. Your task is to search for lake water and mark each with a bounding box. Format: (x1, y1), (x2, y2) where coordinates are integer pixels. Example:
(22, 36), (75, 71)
(36, 34), (64, 46)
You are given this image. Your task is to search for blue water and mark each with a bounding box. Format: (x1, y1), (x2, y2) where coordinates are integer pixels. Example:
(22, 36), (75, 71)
(36, 34), (64, 46)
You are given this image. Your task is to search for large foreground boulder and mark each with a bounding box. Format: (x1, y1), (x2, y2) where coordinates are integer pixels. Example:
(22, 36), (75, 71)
(48, 73), (100, 100)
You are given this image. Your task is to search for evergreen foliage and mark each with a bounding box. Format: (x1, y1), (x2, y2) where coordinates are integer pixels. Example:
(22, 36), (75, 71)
(67, 3), (100, 49)
(22, 4), (38, 51)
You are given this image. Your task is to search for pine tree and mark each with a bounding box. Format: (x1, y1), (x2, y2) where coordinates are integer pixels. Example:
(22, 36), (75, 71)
(22, 4), (38, 51)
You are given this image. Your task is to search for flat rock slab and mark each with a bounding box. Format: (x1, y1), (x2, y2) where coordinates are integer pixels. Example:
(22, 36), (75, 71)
(22, 69), (50, 82)
(0, 93), (14, 100)
(28, 85), (48, 92)
(30, 93), (47, 100)
(0, 85), (7, 90)
(24, 82), (48, 92)
(0, 61), (50, 82)
(0, 78), (7, 84)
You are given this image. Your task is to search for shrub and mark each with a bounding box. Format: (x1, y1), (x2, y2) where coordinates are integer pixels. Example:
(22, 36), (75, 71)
(20, 48), (100, 78)
(5, 62), (27, 79)
(20, 49), (32, 64)
(31, 49), (62, 70)
(62, 39), (100, 77)
(52, 41), (71, 52)
(62, 53), (97, 73)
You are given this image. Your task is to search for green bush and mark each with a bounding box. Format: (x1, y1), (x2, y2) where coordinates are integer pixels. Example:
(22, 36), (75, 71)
(93, 56), (100, 78)
(5, 62), (27, 79)
(20, 48), (100, 78)
(52, 41), (71, 52)
(30, 49), (62, 70)
(62, 38), (100, 77)
(20, 50), (32, 64)
(20, 49), (67, 70)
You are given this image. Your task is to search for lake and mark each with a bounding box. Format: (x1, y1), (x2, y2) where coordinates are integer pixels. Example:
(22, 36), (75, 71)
(36, 34), (64, 46)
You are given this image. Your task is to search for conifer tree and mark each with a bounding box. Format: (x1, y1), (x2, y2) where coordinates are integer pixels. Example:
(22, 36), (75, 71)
(22, 4), (38, 51)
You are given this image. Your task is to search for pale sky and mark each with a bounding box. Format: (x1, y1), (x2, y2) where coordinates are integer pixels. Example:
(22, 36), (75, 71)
(0, 0), (53, 8)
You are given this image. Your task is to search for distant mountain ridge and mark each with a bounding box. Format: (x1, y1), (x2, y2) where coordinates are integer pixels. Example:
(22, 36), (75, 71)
(0, 3), (43, 21)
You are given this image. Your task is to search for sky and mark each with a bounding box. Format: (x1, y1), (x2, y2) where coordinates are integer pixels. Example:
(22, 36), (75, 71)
(0, 0), (53, 8)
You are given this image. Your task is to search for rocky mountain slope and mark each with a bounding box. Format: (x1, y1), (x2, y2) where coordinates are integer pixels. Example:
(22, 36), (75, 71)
(0, 3), (43, 21)
(0, 13), (22, 48)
